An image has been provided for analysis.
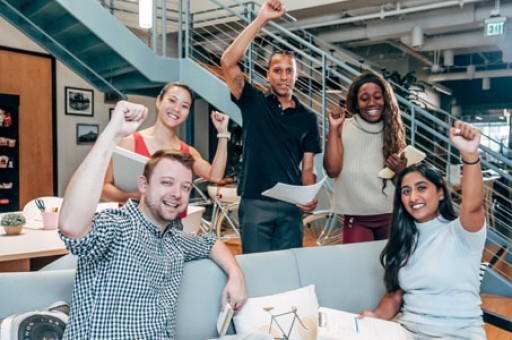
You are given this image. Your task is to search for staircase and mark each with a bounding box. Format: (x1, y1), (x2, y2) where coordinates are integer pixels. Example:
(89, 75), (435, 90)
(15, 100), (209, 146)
(0, 0), (241, 123)
(1, 0), (510, 285)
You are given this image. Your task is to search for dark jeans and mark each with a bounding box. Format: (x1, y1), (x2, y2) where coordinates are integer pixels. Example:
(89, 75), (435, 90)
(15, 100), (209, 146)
(239, 197), (303, 254)
(342, 213), (392, 244)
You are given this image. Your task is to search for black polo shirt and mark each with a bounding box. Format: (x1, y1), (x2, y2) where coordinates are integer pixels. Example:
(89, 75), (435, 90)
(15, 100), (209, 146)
(232, 82), (321, 199)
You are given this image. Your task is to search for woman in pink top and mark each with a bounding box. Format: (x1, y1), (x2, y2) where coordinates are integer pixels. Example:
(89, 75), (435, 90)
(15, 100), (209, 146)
(102, 82), (230, 210)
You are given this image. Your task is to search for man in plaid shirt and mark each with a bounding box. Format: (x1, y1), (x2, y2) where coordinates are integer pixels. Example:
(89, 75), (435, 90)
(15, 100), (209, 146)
(59, 101), (248, 339)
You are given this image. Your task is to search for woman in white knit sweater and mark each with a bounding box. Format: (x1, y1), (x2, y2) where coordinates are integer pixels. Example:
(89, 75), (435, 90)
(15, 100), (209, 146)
(324, 72), (407, 243)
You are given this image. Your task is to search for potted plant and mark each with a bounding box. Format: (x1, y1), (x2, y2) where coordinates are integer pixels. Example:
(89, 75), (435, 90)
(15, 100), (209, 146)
(1, 213), (26, 235)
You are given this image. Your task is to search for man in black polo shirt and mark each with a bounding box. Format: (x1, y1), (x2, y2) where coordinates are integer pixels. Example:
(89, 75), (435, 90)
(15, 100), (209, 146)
(221, 0), (321, 254)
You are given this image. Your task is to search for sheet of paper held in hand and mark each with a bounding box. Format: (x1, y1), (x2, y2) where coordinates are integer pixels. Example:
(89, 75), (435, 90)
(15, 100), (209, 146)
(317, 307), (406, 340)
(112, 146), (149, 192)
(378, 145), (426, 179)
(261, 177), (327, 205)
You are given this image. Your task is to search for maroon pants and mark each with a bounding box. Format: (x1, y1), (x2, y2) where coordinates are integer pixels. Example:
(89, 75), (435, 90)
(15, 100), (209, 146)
(342, 213), (392, 244)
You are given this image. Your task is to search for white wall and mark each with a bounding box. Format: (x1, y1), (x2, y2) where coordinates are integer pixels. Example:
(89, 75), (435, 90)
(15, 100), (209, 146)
(0, 17), (157, 196)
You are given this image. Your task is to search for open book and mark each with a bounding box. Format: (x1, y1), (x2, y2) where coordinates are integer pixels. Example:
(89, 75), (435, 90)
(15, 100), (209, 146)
(112, 146), (149, 192)
(378, 145), (426, 179)
(317, 307), (406, 340)
(217, 303), (234, 337)
(261, 177), (327, 205)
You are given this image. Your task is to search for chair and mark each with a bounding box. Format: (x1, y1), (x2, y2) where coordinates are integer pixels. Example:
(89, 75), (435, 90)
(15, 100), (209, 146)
(23, 196), (63, 221)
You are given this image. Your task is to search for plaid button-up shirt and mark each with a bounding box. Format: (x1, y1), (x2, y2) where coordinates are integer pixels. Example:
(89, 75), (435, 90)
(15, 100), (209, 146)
(60, 200), (216, 339)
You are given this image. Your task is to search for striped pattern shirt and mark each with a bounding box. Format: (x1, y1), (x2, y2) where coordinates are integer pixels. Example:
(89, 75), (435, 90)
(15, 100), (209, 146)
(60, 199), (216, 339)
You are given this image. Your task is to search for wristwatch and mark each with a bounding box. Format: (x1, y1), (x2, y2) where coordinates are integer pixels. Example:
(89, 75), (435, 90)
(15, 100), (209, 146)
(217, 132), (231, 141)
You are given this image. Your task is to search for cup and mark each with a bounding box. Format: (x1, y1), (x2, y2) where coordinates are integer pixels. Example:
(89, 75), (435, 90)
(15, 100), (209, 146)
(41, 211), (59, 230)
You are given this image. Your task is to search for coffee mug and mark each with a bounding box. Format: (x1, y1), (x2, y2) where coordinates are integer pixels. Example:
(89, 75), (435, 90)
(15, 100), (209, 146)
(41, 211), (59, 230)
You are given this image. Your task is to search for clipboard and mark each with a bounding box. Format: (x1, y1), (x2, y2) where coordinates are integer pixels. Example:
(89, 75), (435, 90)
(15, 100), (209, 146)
(112, 146), (149, 192)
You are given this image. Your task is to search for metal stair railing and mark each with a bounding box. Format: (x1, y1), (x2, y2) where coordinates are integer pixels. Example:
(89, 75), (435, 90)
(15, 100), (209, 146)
(101, 0), (511, 262)
(179, 0), (511, 230)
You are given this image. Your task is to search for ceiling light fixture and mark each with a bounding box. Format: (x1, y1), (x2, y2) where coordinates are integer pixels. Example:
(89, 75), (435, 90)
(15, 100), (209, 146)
(411, 25), (423, 48)
(139, 0), (153, 29)
(443, 50), (454, 67)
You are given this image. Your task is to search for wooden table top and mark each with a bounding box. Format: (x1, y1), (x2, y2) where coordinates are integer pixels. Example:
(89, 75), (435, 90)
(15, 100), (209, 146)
(0, 226), (68, 262)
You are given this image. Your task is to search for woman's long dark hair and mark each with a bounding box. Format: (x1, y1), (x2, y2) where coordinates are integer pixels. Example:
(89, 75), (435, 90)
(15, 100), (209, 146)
(380, 163), (458, 292)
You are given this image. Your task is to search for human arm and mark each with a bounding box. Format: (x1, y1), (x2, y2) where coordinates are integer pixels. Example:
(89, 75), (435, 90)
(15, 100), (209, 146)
(221, 0), (285, 100)
(297, 152), (318, 213)
(209, 240), (247, 311)
(59, 101), (148, 239)
(450, 121), (485, 232)
(190, 111), (230, 183)
(323, 107), (345, 178)
(359, 289), (404, 321)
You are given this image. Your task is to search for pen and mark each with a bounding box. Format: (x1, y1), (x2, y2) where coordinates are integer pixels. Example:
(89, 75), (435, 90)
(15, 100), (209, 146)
(354, 317), (359, 333)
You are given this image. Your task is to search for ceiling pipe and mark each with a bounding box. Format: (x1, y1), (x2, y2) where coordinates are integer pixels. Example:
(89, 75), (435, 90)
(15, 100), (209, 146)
(418, 31), (507, 52)
(315, 2), (512, 46)
(386, 40), (434, 67)
(429, 68), (512, 82)
(284, 0), (487, 32)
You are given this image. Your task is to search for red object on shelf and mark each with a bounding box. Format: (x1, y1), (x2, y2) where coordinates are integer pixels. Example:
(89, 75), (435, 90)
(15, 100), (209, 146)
(3, 112), (11, 127)
(0, 198), (9, 205)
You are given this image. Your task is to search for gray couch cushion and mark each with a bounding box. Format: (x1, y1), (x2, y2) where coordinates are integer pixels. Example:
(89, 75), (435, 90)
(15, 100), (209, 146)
(236, 249), (302, 298)
(175, 258), (228, 339)
(293, 241), (386, 313)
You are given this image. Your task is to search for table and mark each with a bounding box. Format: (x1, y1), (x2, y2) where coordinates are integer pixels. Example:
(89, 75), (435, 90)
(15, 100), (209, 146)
(0, 227), (68, 272)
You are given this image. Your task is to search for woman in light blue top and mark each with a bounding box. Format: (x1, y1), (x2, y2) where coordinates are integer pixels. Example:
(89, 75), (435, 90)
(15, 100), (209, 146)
(361, 121), (486, 340)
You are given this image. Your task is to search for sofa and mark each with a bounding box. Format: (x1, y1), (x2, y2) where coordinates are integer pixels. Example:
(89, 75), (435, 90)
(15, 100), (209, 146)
(0, 241), (388, 338)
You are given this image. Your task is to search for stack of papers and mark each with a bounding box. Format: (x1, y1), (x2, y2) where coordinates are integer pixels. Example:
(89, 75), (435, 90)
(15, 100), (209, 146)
(217, 303), (234, 337)
(317, 307), (406, 340)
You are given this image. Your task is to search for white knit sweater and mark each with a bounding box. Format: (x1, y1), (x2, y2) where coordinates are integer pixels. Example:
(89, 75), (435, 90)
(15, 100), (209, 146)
(332, 115), (395, 215)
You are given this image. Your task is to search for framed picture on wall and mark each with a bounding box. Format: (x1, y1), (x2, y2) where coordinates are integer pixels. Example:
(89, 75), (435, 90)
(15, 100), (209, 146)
(76, 124), (99, 144)
(65, 86), (94, 116)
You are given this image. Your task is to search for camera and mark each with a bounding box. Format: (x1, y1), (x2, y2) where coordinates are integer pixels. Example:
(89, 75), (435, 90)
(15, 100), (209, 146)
(0, 302), (69, 340)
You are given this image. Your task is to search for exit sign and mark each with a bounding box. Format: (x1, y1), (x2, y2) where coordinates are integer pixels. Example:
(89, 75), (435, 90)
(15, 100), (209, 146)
(485, 16), (506, 36)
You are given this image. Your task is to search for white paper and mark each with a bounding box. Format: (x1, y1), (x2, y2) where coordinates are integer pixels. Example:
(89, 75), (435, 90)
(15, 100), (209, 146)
(216, 302), (234, 336)
(317, 307), (406, 340)
(112, 146), (149, 192)
(261, 177), (327, 205)
(378, 145), (426, 179)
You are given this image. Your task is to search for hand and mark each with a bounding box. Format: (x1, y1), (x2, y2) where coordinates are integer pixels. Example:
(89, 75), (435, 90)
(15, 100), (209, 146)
(358, 310), (376, 319)
(211, 111), (230, 134)
(385, 152), (408, 175)
(328, 107), (346, 134)
(109, 101), (148, 138)
(449, 121), (480, 158)
(258, 0), (286, 22)
(222, 272), (248, 312)
(297, 197), (318, 213)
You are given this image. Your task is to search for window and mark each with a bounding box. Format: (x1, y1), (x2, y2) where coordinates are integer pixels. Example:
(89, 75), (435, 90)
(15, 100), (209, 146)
(473, 121), (510, 155)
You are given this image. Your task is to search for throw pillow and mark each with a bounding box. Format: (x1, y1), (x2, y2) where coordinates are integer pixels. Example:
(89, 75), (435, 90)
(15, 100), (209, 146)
(233, 285), (319, 340)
